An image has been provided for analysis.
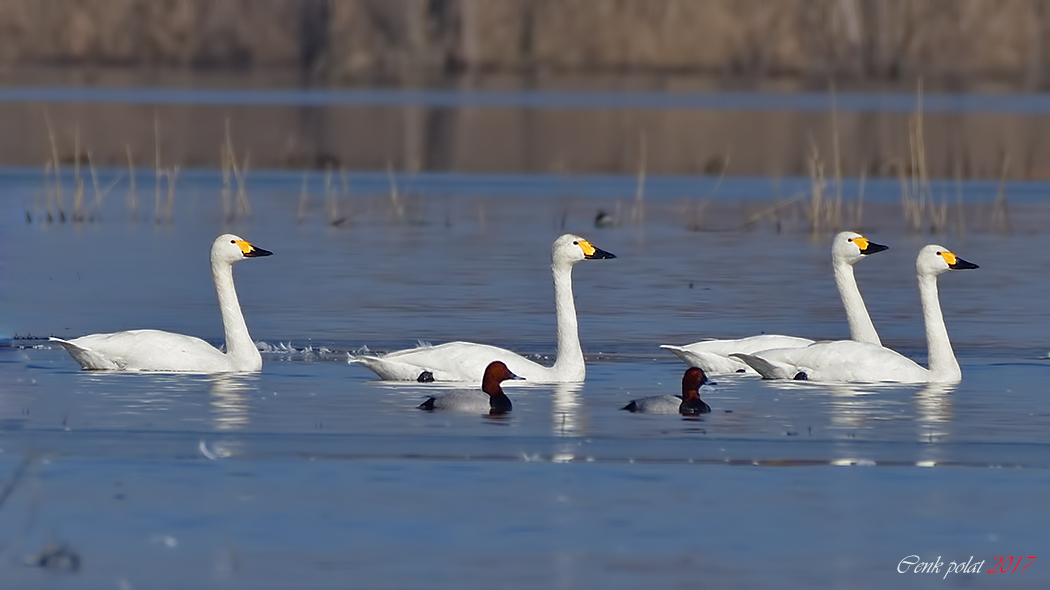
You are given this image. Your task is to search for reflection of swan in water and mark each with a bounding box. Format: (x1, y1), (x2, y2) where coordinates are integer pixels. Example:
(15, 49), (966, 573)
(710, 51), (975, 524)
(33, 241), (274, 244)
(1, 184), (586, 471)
(208, 374), (256, 431)
(820, 382), (888, 431)
(914, 382), (956, 443)
(758, 380), (913, 433)
(551, 382), (585, 437)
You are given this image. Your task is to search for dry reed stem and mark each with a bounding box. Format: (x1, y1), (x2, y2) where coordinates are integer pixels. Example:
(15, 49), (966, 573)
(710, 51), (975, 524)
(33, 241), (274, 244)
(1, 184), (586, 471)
(154, 113), (162, 224)
(72, 127), (84, 222)
(164, 166), (179, 224)
(43, 160), (53, 222)
(223, 120), (251, 220)
(44, 112), (64, 222)
(386, 163), (404, 223)
(992, 153), (1011, 234)
(830, 81), (843, 215)
(126, 145), (138, 221)
(691, 152), (729, 231)
(297, 170), (309, 223)
(953, 159), (965, 235)
(807, 134), (832, 233)
(234, 152), (251, 218)
(324, 165), (345, 226)
(630, 131), (647, 226)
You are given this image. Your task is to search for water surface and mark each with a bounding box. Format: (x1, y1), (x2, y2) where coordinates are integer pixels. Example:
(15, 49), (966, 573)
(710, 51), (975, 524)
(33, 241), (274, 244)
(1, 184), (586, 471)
(2, 170), (1049, 588)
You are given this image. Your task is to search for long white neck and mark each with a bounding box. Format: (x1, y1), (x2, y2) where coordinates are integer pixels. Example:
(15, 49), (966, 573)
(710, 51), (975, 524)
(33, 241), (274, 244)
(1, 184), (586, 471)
(213, 260), (261, 371)
(833, 260), (881, 345)
(918, 273), (960, 382)
(550, 261), (585, 381)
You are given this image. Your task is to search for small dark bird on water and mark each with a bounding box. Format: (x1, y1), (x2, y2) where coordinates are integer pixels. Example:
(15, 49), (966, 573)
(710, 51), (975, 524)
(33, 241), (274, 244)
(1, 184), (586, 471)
(622, 367), (711, 415)
(419, 361), (521, 415)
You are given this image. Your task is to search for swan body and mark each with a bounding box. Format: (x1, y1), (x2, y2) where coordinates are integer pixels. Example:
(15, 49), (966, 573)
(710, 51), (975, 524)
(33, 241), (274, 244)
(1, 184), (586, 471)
(419, 361), (521, 414)
(50, 234), (272, 372)
(352, 234), (615, 382)
(733, 245), (977, 384)
(661, 231), (887, 375)
(623, 367), (711, 415)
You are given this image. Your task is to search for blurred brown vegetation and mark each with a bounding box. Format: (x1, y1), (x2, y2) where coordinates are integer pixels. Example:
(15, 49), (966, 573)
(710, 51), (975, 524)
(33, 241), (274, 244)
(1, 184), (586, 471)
(2, 0), (1050, 89)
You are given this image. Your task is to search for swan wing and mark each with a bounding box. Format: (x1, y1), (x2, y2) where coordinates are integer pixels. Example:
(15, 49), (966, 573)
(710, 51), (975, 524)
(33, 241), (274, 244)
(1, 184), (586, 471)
(745, 341), (930, 383)
(661, 335), (813, 375)
(353, 341), (550, 382)
(56, 330), (233, 372)
(660, 345), (751, 374)
(729, 352), (799, 380)
(49, 337), (122, 370)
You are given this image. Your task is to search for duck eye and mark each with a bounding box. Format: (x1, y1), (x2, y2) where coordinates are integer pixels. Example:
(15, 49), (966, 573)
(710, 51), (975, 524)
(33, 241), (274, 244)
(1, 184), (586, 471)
(231, 240), (237, 244)
(573, 241), (579, 245)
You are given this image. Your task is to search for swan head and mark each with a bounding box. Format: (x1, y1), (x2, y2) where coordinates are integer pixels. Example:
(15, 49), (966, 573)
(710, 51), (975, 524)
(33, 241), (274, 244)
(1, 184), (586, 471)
(553, 234), (616, 266)
(212, 234), (273, 265)
(917, 244), (979, 277)
(833, 231), (888, 265)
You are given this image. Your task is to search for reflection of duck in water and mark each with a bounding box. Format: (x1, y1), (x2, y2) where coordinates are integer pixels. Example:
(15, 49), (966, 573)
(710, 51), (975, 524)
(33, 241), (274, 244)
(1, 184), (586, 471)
(623, 367), (711, 416)
(419, 361), (522, 415)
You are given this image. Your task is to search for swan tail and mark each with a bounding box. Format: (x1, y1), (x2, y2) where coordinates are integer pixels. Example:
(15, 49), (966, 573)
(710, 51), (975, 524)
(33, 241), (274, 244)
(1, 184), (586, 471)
(729, 353), (795, 380)
(49, 337), (120, 370)
(661, 345), (750, 375)
(350, 354), (450, 382)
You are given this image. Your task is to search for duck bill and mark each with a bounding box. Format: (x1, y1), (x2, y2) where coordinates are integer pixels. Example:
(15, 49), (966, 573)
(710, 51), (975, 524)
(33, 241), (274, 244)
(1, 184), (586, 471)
(949, 257), (978, 270)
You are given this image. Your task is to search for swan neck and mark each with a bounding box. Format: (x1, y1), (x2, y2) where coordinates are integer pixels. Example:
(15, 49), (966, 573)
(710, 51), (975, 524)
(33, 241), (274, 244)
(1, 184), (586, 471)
(551, 261), (585, 380)
(833, 260), (880, 345)
(918, 273), (960, 381)
(213, 259), (260, 368)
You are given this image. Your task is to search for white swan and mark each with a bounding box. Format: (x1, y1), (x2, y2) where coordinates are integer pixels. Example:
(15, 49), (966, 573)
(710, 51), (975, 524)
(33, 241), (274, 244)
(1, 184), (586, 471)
(351, 234), (615, 382)
(732, 245), (978, 383)
(622, 367), (711, 415)
(50, 234), (272, 372)
(418, 361), (522, 414)
(660, 231), (887, 375)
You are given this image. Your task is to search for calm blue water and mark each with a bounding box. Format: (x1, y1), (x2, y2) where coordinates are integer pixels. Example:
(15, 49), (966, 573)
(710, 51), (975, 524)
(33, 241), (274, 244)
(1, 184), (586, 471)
(2, 168), (1050, 588)
(6, 85), (1050, 114)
